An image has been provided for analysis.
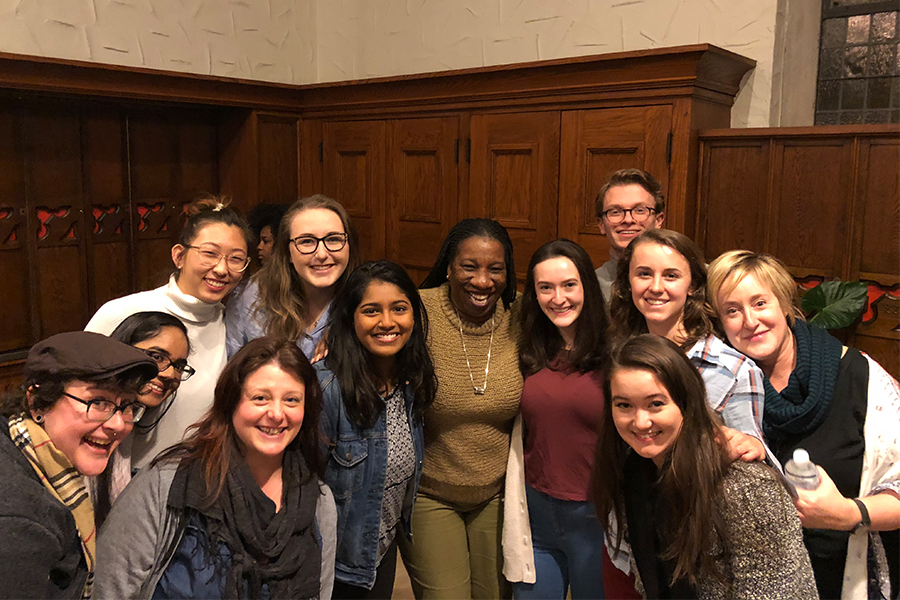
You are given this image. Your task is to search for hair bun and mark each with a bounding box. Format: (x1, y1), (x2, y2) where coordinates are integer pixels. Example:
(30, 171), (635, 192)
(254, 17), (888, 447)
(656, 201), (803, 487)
(184, 195), (233, 217)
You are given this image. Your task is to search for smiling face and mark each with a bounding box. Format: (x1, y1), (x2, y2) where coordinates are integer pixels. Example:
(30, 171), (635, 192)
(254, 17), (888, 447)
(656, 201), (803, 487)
(533, 256), (584, 346)
(610, 367), (683, 467)
(289, 208), (350, 294)
(35, 382), (135, 476)
(233, 362), (305, 469)
(172, 222), (248, 304)
(354, 280), (414, 369)
(257, 225), (275, 265)
(132, 326), (190, 408)
(598, 184), (665, 258)
(447, 236), (508, 324)
(716, 273), (795, 374)
(629, 242), (693, 342)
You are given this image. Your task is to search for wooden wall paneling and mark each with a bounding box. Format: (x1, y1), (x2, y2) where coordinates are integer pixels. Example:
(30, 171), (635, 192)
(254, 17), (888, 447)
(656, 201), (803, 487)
(558, 105), (672, 268)
(850, 293), (899, 379)
(178, 110), (219, 203)
(696, 139), (771, 259)
(256, 113), (300, 206)
(129, 113), (181, 291)
(853, 137), (900, 285)
(469, 111), (560, 283)
(0, 105), (31, 353)
(322, 120), (387, 261)
(299, 118), (322, 198)
(386, 116), (459, 283)
(218, 110), (259, 212)
(769, 138), (854, 279)
(83, 112), (132, 311)
(25, 109), (90, 337)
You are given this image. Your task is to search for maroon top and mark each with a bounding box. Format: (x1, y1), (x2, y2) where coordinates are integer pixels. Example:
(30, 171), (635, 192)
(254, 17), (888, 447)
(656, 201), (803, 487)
(521, 365), (605, 501)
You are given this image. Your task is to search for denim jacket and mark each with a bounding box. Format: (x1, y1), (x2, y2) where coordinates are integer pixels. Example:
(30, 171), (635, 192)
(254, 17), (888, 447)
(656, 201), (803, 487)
(315, 361), (425, 589)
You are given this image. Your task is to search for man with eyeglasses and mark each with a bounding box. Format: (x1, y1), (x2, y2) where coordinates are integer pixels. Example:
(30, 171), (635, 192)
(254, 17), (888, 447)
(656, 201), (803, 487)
(594, 168), (666, 304)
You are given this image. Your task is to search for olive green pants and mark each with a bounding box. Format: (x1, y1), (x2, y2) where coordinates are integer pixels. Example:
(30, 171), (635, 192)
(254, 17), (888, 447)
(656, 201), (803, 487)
(399, 493), (510, 600)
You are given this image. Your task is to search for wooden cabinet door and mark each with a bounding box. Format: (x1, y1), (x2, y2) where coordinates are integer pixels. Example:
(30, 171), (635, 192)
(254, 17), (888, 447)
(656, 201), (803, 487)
(322, 120), (386, 261)
(468, 111), (560, 285)
(387, 117), (459, 284)
(558, 106), (671, 268)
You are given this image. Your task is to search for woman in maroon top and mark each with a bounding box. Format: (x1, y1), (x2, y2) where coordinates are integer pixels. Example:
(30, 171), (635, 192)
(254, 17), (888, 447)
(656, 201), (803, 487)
(513, 239), (610, 599)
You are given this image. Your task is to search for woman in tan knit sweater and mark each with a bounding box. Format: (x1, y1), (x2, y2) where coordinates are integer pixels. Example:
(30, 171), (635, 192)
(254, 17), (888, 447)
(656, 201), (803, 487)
(399, 219), (522, 599)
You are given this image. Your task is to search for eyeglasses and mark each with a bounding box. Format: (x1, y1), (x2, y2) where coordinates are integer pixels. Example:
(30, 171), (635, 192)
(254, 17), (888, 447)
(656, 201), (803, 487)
(185, 246), (251, 272)
(63, 392), (146, 423)
(601, 206), (657, 224)
(142, 350), (195, 381)
(290, 233), (348, 255)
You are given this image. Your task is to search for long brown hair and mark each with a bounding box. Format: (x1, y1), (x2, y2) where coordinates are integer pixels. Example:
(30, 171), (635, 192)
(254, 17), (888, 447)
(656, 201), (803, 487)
(155, 337), (325, 505)
(254, 195), (361, 342)
(593, 334), (731, 587)
(609, 228), (716, 348)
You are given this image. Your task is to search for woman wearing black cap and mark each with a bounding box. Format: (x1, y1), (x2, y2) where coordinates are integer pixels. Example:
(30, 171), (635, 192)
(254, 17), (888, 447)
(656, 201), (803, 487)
(0, 331), (158, 600)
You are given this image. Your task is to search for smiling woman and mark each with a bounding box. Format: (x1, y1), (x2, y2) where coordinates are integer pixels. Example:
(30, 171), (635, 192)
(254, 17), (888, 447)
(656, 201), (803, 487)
(85, 197), (253, 470)
(94, 337), (337, 600)
(401, 219), (522, 600)
(0, 331), (157, 599)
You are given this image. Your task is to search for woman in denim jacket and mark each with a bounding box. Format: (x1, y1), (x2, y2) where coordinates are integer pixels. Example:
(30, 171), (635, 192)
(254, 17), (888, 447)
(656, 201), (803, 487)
(316, 261), (438, 599)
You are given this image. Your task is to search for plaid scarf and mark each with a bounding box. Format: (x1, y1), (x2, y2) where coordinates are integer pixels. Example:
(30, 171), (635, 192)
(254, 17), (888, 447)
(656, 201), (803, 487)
(8, 413), (95, 599)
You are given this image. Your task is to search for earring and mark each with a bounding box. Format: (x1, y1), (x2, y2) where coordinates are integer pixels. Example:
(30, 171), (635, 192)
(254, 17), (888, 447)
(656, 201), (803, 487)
(33, 414), (44, 424)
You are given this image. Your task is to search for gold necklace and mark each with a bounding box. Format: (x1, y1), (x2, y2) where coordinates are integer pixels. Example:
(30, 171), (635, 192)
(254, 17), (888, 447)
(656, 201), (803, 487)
(455, 307), (494, 395)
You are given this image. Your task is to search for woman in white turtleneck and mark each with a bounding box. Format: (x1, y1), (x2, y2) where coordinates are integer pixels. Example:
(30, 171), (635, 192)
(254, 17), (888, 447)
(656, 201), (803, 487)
(86, 197), (253, 469)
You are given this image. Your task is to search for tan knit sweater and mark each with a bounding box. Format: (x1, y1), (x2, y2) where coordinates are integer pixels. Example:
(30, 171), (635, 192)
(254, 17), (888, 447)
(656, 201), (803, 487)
(419, 284), (523, 505)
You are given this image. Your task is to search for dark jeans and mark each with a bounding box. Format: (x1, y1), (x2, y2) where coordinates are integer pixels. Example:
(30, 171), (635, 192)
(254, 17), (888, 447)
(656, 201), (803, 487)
(333, 538), (398, 600)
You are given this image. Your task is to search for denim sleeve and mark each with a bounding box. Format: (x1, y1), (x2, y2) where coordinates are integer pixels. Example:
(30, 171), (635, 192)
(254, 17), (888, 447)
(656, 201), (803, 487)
(225, 283), (265, 359)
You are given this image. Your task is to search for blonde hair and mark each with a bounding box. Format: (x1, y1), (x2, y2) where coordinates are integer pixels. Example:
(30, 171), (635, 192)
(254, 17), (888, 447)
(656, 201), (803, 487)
(254, 195), (361, 342)
(707, 250), (804, 325)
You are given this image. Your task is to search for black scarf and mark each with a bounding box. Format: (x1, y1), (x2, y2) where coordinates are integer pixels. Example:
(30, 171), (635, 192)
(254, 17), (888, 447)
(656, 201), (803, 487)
(762, 320), (843, 441)
(168, 447), (321, 599)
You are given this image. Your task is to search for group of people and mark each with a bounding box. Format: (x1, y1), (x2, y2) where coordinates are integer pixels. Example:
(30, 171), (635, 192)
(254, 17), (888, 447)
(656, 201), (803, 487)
(0, 168), (897, 600)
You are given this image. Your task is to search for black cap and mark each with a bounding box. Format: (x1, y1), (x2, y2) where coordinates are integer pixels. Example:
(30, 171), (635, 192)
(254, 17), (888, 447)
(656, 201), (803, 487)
(25, 331), (159, 383)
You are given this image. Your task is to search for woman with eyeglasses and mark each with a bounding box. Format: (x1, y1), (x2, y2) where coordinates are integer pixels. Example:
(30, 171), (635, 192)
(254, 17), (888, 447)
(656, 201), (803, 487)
(0, 331), (157, 599)
(90, 311), (195, 527)
(86, 196), (254, 469)
(226, 194), (361, 360)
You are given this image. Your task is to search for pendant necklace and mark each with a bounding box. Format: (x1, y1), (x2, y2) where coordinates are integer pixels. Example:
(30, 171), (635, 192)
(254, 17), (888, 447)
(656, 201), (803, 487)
(455, 307), (494, 395)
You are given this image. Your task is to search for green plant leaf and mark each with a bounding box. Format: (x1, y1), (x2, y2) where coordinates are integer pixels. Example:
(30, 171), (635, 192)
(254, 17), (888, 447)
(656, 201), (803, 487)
(801, 281), (868, 329)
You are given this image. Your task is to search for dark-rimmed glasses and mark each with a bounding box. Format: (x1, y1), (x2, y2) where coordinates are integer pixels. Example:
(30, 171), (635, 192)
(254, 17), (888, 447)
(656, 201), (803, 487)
(63, 392), (146, 423)
(290, 233), (348, 255)
(601, 206), (657, 224)
(185, 246), (251, 272)
(143, 350), (195, 381)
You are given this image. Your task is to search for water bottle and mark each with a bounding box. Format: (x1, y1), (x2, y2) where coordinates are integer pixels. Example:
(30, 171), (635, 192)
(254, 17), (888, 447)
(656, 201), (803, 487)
(784, 448), (821, 490)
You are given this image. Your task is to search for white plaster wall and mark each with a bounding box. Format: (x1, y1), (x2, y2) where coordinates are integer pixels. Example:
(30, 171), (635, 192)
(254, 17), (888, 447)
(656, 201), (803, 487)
(314, 0), (780, 127)
(0, 0), (318, 83)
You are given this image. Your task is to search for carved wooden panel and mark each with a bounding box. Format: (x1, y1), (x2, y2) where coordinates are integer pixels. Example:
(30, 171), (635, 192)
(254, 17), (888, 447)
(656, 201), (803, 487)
(257, 114), (300, 204)
(855, 138), (900, 284)
(322, 120), (386, 261)
(387, 116), (459, 276)
(697, 141), (770, 258)
(469, 111), (560, 283)
(559, 106), (672, 268)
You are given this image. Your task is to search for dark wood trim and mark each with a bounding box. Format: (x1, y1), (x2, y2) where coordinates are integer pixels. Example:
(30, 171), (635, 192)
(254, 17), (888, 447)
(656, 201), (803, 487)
(700, 124), (900, 138)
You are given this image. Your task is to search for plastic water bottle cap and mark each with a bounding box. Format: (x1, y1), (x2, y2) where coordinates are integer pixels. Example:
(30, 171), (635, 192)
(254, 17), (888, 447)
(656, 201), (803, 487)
(792, 448), (811, 465)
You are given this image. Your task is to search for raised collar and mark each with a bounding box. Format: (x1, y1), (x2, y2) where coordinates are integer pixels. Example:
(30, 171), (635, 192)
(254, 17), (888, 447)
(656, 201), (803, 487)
(163, 274), (223, 325)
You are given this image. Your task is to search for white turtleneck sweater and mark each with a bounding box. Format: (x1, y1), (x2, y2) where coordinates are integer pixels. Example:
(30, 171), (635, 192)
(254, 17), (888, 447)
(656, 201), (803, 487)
(85, 275), (227, 469)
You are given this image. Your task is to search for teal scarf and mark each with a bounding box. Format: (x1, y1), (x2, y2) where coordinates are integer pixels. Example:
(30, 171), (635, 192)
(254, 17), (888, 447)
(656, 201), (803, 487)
(762, 320), (843, 440)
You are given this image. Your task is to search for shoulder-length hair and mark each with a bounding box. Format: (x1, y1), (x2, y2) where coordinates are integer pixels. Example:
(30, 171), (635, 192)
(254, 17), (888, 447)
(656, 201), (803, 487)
(609, 228), (716, 348)
(593, 334), (730, 588)
(707, 250), (804, 326)
(518, 239), (609, 375)
(325, 261), (437, 429)
(254, 195), (362, 343)
(155, 337), (325, 505)
(419, 218), (517, 309)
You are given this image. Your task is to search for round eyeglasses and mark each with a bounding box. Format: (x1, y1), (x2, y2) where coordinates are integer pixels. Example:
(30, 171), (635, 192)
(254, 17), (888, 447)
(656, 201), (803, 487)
(143, 350), (195, 381)
(601, 206), (657, 224)
(185, 246), (251, 272)
(290, 233), (349, 255)
(63, 392), (146, 423)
